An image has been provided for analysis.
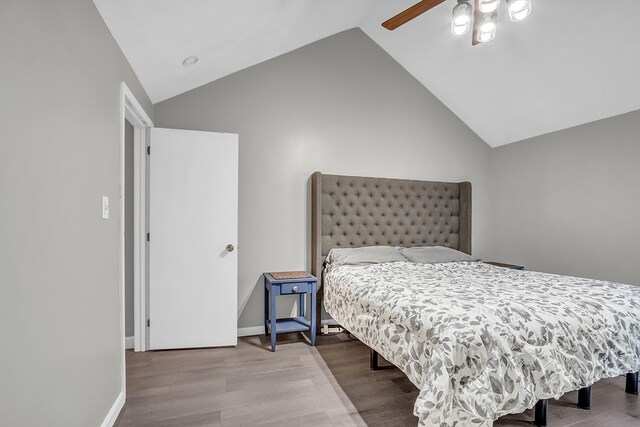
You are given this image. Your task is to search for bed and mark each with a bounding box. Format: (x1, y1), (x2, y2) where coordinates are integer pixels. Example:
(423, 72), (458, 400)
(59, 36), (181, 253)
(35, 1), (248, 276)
(310, 172), (640, 427)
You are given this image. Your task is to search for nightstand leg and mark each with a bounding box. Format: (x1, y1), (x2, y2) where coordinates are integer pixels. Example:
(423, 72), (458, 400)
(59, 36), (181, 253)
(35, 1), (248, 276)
(264, 287), (269, 336)
(310, 286), (317, 346)
(270, 292), (277, 352)
(299, 293), (305, 318)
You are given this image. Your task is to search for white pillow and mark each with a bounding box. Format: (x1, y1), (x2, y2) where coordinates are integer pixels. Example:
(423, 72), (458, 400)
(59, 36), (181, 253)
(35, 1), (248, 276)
(326, 246), (408, 267)
(400, 246), (477, 264)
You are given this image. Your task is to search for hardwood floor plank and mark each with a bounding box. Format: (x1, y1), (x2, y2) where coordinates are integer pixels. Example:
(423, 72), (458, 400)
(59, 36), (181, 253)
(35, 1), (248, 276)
(220, 393), (329, 426)
(252, 410), (333, 427)
(222, 378), (318, 409)
(222, 353), (305, 376)
(325, 406), (369, 427)
(140, 410), (221, 427)
(564, 409), (640, 427)
(224, 366), (314, 392)
(126, 379), (227, 406)
(120, 395), (222, 426)
(624, 398), (640, 418)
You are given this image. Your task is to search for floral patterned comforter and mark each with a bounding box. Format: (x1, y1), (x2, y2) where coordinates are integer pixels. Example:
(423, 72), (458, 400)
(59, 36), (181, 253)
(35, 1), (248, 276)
(323, 261), (640, 426)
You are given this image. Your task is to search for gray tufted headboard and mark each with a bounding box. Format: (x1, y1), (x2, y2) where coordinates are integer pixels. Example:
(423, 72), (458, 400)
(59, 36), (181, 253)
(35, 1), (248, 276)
(311, 172), (471, 330)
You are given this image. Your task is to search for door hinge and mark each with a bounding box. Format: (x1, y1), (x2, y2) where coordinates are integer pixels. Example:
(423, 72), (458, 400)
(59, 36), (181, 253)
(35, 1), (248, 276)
(147, 319), (150, 327)
(146, 146), (151, 155)
(146, 232), (150, 242)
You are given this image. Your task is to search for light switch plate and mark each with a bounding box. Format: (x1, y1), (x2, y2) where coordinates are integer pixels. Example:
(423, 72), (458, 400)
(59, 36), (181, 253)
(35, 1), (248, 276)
(102, 196), (109, 219)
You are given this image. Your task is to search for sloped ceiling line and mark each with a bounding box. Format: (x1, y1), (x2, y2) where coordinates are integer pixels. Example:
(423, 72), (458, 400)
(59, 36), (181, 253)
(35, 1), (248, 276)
(94, 0), (640, 147)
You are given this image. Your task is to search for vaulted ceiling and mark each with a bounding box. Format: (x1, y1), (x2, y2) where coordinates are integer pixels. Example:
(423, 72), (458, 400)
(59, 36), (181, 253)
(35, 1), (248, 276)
(94, 0), (640, 147)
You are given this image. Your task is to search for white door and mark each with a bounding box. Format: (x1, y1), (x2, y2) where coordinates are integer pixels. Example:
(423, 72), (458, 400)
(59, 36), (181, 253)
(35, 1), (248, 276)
(149, 128), (238, 350)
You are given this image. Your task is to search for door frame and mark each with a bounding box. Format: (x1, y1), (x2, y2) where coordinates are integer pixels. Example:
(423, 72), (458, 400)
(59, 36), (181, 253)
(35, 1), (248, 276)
(120, 82), (153, 371)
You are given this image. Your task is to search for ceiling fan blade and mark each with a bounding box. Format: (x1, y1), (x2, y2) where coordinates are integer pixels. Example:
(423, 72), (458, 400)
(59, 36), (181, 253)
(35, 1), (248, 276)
(382, 0), (447, 30)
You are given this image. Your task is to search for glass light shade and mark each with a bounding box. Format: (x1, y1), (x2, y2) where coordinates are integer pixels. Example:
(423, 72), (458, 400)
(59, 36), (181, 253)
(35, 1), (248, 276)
(506, 0), (532, 21)
(476, 13), (497, 43)
(451, 1), (472, 35)
(478, 0), (500, 13)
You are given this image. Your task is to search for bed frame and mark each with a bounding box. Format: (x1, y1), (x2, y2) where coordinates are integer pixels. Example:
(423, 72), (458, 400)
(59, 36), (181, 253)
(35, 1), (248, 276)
(309, 171), (637, 427)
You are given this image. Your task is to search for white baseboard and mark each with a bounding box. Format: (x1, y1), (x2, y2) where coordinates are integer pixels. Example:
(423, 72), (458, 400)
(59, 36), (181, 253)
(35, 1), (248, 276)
(125, 336), (134, 349)
(237, 319), (338, 337)
(100, 391), (124, 427)
(237, 326), (264, 337)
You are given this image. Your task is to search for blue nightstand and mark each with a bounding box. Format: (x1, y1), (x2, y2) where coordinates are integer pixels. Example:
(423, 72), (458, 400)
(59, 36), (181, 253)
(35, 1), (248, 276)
(263, 272), (317, 352)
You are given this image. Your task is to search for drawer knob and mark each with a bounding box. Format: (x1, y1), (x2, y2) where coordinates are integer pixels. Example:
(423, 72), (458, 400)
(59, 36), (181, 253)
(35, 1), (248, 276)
(292, 286), (298, 293)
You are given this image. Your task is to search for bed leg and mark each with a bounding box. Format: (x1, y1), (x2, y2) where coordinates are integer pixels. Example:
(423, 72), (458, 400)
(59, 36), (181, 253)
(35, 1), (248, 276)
(369, 349), (393, 371)
(534, 399), (548, 427)
(626, 372), (638, 395)
(370, 349), (380, 370)
(577, 386), (591, 409)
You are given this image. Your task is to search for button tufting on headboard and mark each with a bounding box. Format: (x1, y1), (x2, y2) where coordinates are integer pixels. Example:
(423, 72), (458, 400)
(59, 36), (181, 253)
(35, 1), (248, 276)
(317, 174), (468, 258)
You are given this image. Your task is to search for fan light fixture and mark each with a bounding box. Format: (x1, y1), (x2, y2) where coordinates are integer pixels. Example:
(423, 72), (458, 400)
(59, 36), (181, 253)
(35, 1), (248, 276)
(478, 0), (500, 13)
(452, 0), (531, 44)
(477, 13), (497, 43)
(379, 0), (531, 46)
(451, 1), (473, 35)
(506, 0), (532, 22)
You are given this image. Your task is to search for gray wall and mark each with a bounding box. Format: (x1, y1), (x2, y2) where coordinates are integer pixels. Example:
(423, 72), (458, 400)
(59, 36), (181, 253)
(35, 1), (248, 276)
(490, 110), (640, 285)
(125, 120), (135, 337)
(0, 1), (153, 426)
(154, 28), (492, 329)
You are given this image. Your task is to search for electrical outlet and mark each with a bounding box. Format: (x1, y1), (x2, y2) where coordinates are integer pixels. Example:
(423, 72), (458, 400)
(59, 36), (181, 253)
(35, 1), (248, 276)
(322, 325), (344, 335)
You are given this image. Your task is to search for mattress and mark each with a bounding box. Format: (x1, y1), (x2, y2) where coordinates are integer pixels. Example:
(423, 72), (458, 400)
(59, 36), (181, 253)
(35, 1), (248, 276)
(323, 261), (640, 426)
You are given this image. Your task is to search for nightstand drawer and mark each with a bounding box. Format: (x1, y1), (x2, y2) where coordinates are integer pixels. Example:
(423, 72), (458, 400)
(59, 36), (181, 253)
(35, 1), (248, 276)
(280, 282), (311, 295)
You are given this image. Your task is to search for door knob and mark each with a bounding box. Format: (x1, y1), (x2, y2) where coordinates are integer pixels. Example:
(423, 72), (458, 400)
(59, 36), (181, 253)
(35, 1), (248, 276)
(226, 244), (235, 252)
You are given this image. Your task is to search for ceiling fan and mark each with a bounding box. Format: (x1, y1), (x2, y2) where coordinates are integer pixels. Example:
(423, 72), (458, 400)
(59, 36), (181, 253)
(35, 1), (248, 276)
(381, 0), (445, 31)
(382, 0), (532, 45)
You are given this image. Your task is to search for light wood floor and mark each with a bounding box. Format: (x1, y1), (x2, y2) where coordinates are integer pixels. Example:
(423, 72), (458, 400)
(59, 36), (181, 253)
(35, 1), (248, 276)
(117, 333), (639, 427)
